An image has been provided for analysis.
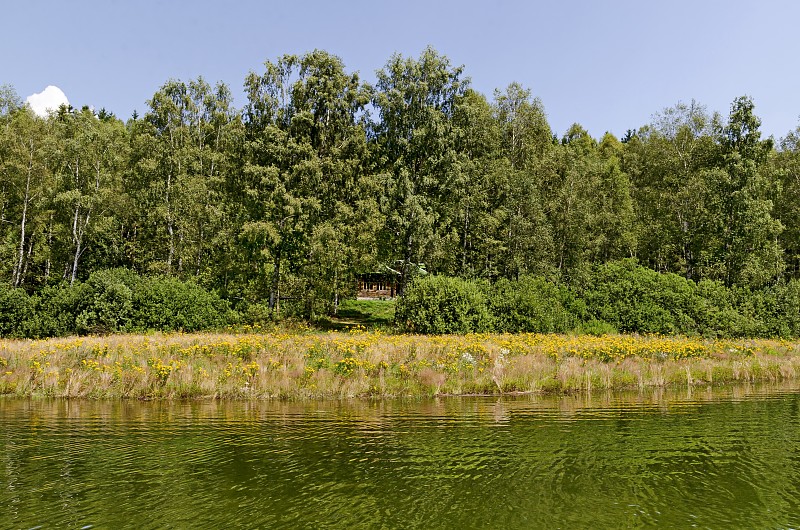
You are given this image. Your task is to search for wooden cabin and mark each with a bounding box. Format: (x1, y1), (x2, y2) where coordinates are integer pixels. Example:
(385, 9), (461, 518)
(357, 272), (398, 299)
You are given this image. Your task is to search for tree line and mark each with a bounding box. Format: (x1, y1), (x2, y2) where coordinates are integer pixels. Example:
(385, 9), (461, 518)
(2, 47), (800, 323)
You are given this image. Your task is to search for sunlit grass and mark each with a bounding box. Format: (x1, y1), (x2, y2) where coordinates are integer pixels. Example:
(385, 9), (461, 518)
(2, 328), (799, 399)
(314, 299), (396, 331)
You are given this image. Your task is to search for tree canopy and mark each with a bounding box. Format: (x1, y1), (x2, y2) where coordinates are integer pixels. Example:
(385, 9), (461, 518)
(2, 49), (798, 320)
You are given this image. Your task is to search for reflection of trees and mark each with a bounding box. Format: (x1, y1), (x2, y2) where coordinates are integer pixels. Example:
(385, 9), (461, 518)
(2, 387), (800, 527)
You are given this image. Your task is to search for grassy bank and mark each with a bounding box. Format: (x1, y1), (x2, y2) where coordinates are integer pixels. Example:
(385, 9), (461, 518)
(2, 329), (800, 399)
(315, 299), (396, 330)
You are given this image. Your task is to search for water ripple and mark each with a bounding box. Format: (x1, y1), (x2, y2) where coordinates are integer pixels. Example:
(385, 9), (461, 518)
(3, 383), (800, 528)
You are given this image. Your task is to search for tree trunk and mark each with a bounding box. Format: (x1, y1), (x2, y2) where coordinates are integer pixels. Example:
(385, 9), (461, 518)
(69, 205), (90, 286)
(13, 143), (34, 287)
(70, 240), (81, 285)
(461, 205), (469, 273)
(269, 252), (281, 316)
(167, 219), (175, 274)
(166, 160), (174, 273)
(19, 232), (35, 286)
(333, 269), (339, 316)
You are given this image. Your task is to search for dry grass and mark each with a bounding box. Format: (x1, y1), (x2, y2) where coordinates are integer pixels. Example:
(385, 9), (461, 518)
(2, 329), (800, 399)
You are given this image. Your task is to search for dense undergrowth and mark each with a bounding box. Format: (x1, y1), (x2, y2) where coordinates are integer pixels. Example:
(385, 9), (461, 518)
(4, 260), (800, 341)
(0, 268), (233, 338)
(399, 260), (800, 338)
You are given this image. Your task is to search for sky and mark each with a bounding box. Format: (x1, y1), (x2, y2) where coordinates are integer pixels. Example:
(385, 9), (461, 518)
(4, 0), (800, 139)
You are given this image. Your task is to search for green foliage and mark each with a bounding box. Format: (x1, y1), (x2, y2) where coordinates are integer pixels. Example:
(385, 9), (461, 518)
(573, 319), (618, 336)
(775, 280), (800, 337)
(74, 269), (139, 334)
(132, 276), (233, 332)
(490, 276), (577, 333)
(31, 283), (90, 337)
(0, 270), (234, 337)
(578, 260), (699, 335)
(394, 261), (800, 338)
(1, 60), (799, 338)
(396, 276), (492, 334)
(0, 284), (35, 337)
(734, 280), (800, 338)
(335, 299), (396, 327)
(372, 48), (469, 287)
(693, 280), (757, 338)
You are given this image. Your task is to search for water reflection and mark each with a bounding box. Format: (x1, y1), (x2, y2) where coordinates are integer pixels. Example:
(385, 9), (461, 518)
(3, 382), (800, 528)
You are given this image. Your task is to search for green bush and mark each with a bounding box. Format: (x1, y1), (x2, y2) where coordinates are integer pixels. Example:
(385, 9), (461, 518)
(777, 280), (800, 337)
(693, 280), (756, 338)
(578, 259), (699, 335)
(396, 275), (492, 334)
(573, 319), (618, 336)
(739, 280), (800, 338)
(240, 302), (273, 325)
(0, 284), (35, 337)
(5, 262), (800, 339)
(132, 276), (233, 332)
(490, 275), (578, 333)
(23, 269), (141, 337)
(75, 269), (139, 334)
(0, 270), (235, 338)
(30, 282), (90, 337)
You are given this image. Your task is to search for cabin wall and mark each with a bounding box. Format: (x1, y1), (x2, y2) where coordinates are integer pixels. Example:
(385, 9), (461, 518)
(357, 276), (397, 299)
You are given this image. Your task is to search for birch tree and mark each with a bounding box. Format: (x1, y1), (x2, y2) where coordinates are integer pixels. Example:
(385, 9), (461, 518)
(52, 107), (127, 285)
(0, 107), (52, 286)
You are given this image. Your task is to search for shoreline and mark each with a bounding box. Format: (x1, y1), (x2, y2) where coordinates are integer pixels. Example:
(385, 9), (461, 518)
(2, 330), (800, 400)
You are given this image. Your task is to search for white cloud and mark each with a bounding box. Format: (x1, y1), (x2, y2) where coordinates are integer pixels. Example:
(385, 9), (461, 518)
(26, 85), (69, 117)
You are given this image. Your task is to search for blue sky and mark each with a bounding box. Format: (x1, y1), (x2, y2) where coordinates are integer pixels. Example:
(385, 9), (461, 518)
(4, 0), (799, 139)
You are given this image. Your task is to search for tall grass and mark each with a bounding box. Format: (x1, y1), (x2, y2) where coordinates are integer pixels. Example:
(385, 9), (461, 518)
(2, 329), (800, 399)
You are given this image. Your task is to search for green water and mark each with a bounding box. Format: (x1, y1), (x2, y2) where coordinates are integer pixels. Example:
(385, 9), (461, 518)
(3, 385), (800, 528)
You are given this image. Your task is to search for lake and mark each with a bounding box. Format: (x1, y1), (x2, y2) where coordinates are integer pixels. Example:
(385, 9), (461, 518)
(3, 384), (800, 528)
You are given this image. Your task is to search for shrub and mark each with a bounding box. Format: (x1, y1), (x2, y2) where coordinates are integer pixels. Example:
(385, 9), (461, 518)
(740, 280), (800, 338)
(578, 259), (699, 335)
(573, 319), (618, 336)
(694, 280), (759, 338)
(777, 280), (800, 337)
(0, 284), (35, 337)
(14, 270), (234, 337)
(490, 275), (578, 333)
(132, 276), (232, 332)
(75, 269), (139, 334)
(240, 302), (273, 325)
(30, 282), (90, 337)
(396, 275), (492, 334)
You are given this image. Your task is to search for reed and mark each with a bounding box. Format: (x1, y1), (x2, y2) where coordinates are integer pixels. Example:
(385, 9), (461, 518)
(2, 328), (800, 399)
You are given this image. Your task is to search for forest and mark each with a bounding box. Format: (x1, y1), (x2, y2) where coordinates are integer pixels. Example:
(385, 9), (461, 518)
(3, 47), (800, 338)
